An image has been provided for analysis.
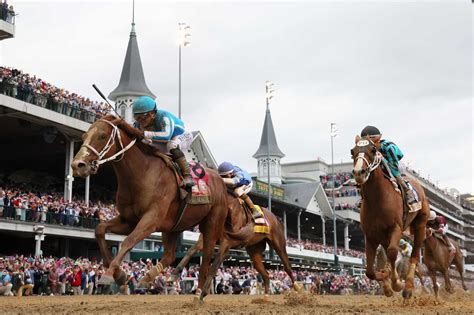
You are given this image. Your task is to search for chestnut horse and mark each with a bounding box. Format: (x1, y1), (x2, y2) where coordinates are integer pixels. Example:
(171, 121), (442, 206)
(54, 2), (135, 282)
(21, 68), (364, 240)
(424, 230), (467, 297)
(351, 136), (430, 299)
(172, 195), (303, 300)
(71, 115), (229, 295)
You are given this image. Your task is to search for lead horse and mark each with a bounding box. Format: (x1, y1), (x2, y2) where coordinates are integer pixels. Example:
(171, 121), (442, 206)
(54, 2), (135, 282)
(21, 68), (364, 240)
(172, 195), (303, 300)
(71, 115), (229, 296)
(351, 136), (430, 299)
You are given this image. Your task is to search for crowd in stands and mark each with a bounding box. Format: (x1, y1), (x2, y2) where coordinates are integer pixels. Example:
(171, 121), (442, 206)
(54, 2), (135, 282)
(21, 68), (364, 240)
(405, 166), (459, 203)
(320, 172), (353, 189)
(0, 67), (109, 123)
(286, 238), (365, 259)
(0, 186), (117, 228)
(1, 1), (14, 24)
(335, 202), (360, 213)
(0, 254), (379, 297)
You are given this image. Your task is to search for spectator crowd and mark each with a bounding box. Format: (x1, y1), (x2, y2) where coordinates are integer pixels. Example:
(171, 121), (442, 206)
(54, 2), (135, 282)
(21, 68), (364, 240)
(286, 238), (365, 259)
(0, 254), (379, 297)
(1, 0), (14, 24)
(0, 66), (110, 123)
(0, 185), (117, 228)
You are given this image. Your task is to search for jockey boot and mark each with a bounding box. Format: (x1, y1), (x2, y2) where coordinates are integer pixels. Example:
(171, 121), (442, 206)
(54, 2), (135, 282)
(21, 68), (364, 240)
(396, 176), (417, 208)
(170, 148), (195, 188)
(241, 194), (262, 220)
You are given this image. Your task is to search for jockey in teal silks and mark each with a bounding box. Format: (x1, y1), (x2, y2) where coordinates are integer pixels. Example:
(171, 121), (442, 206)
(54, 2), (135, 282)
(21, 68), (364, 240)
(217, 162), (263, 221)
(132, 96), (194, 188)
(360, 126), (417, 210)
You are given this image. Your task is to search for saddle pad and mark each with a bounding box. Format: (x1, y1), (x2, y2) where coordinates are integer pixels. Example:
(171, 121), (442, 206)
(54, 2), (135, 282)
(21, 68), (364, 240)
(405, 180), (422, 212)
(188, 162), (211, 205)
(254, 205), (271, 234)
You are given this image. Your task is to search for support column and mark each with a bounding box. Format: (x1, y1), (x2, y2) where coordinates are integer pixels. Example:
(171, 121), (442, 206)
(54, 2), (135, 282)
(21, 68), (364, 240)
(322, 217), (326, 246)
(34, 226), (45, 256)
(85, 176), (90, 207)
(283, 210), (287, 239)
(64, 141), (74, 202)
(64, 238), (70, 257)
(344, 223), (350, 250)
(297, 210), (302, 242)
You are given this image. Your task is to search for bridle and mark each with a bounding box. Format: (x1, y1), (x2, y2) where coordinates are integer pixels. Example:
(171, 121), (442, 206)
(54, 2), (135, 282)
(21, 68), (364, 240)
(353, 140), (383, 183)
(81, 119), (137, 172)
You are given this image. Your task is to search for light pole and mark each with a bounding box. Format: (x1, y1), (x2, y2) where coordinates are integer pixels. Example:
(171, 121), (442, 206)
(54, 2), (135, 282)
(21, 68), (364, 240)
(265, 81), (275, 212)
(330, 122), (338, 265)
(178, 22), (191, 119)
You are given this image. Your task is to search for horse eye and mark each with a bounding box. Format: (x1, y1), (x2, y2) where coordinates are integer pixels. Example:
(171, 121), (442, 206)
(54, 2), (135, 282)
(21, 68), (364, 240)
(350, 149), (354, 156)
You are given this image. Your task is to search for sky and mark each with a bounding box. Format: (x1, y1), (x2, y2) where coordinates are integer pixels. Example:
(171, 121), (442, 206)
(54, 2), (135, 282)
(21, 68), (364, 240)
(1, 0), (472, 194)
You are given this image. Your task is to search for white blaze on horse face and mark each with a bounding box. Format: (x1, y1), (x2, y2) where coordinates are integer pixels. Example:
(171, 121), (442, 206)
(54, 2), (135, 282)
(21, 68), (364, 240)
(354, 152), (365, 173)
(76, 126), (99, 160)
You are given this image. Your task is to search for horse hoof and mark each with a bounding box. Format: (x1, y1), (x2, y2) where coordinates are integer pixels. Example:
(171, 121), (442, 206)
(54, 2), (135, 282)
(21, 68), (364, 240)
(392, 280), (402, 292)
(402, 289), (412, 299)
(293, 282), (304, 293)
(115, 269), (128, 286)
(98, 275), (115, 286)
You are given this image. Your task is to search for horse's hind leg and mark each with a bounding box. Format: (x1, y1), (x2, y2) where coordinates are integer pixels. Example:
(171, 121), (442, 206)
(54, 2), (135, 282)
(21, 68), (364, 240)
(247, 241), (271, 295)
(172, 233), (203, 281)
(404, 212), (427, 299)
(269, 234), (302, 292)
(454, 254), (468, 291)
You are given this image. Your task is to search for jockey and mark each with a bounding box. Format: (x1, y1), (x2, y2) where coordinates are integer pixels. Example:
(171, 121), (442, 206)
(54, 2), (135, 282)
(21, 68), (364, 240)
(360, 126), (418, 211)
(427, 210), (456, 254)
(217, 162), (263, 220)
(132, 96), (194, 188)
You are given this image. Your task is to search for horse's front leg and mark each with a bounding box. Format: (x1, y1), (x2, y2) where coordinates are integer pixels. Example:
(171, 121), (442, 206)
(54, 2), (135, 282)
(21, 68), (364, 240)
(95, 215), (134, 268)
(365, 239), (392, 296)
(387, 226), (403, 292)
(100, 211), (158, 287)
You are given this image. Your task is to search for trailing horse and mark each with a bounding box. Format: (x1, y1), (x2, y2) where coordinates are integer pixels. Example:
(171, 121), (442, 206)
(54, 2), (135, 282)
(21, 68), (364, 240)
(424, 229), (467, 297)
(71, 115), (229, 296)
(172, 195), (303, 300)
(351, 136), (430, 299)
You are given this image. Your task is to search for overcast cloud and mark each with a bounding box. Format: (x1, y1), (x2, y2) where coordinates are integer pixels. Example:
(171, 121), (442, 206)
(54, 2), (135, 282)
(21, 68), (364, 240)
(1, 0), (472, 193)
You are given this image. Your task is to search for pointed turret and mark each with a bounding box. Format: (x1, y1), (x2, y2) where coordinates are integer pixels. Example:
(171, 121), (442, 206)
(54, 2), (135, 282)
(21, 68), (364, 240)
(109, 15), (155, 123)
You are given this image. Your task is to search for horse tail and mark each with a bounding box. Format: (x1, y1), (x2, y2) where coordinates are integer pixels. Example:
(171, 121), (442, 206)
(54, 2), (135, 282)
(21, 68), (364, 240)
(225, 222), (254, 241)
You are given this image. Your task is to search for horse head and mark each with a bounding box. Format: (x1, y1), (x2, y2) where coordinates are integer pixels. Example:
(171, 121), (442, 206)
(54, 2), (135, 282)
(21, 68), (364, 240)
(72, 115), (136, 178)
(350, 135), (383, 185)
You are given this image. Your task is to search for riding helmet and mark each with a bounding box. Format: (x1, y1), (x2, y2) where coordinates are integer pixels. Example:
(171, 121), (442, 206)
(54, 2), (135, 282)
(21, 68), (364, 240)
(361, 125), (381, 137)
(132, 96), (157, 114)
(218, 162), (235, 176)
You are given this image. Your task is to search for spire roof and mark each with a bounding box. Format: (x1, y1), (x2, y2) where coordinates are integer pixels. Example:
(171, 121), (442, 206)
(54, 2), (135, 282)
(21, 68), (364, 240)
(253, 107), (285, 159)
(108, 23), (156, 101)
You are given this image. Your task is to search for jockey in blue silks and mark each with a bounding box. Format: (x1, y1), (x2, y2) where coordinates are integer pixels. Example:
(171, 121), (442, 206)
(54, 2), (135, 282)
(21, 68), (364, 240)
(360, 125), (417, 210)
(217, 162), (263, 220)
(132, 96), (194, 187)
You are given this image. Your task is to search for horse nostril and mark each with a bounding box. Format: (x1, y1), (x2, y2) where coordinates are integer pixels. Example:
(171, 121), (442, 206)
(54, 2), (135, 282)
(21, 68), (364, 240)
(77, 162), (86, 169)
(360, 169), (366, 175)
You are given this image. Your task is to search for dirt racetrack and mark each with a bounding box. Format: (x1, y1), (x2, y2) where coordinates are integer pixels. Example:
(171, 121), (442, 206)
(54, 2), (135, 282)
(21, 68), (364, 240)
(2, 289), (473, 315)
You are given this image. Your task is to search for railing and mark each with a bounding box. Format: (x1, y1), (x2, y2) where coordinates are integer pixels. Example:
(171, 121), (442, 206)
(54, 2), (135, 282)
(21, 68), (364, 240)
(0, 81), (101, 123)
(0, 206), (100, 229)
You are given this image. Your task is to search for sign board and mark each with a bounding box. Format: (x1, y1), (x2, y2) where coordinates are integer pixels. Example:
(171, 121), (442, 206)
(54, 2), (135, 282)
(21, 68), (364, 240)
(254, 180), (285, 199)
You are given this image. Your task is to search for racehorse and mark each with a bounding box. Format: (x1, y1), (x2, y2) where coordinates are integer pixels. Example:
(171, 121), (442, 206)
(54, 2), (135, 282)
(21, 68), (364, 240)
(71, 115), (230, 295)
(351, 135), (430, 298)
(172, 195), (303, 300)
(424, 229), (467, 297)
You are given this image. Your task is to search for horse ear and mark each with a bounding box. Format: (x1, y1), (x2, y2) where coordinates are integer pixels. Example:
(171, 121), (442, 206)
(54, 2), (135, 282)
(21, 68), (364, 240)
(355, 135), (361, 144)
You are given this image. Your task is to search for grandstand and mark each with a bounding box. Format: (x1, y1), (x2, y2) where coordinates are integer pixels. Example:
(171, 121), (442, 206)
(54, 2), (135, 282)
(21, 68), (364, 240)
(0, 4), (471, 278)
